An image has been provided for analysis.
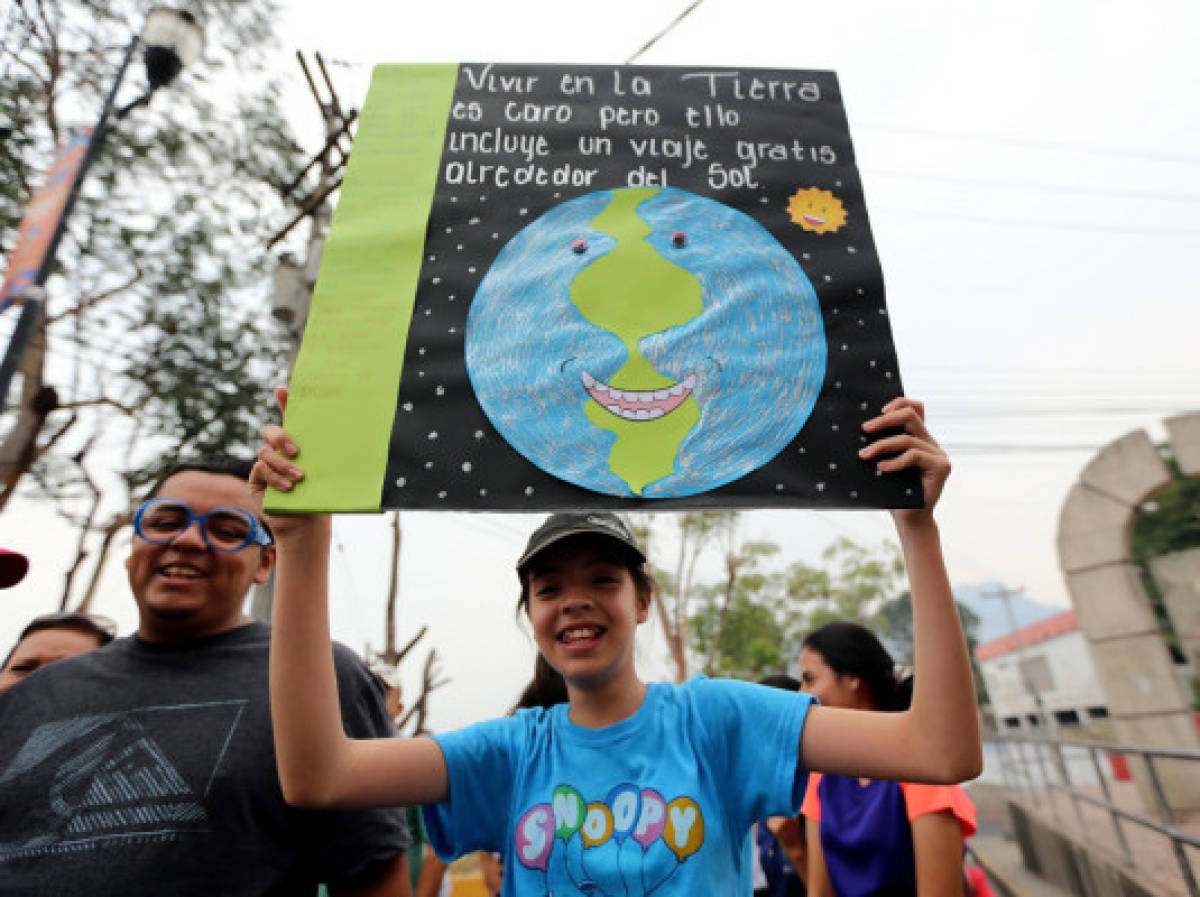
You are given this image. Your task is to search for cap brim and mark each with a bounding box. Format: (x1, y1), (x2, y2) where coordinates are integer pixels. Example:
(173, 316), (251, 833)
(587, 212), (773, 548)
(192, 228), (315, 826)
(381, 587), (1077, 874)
(516, 527), (646, 574)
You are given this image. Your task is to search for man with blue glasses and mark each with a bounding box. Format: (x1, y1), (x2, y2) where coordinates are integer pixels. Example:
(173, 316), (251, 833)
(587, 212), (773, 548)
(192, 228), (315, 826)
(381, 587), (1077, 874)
(0, 459), (412, 896)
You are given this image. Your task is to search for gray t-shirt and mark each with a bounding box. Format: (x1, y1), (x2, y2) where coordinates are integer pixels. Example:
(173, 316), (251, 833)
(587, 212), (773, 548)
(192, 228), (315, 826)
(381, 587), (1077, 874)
(0, 620), (410, 896)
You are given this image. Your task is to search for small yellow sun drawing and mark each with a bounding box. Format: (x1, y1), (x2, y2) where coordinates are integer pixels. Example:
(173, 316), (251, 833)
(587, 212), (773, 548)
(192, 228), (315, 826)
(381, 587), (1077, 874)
(787, 187), (848, 235)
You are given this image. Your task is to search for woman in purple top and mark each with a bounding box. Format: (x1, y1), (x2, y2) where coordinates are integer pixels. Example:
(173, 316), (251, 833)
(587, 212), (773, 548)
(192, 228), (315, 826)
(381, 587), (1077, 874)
(799, 622), (977, 897)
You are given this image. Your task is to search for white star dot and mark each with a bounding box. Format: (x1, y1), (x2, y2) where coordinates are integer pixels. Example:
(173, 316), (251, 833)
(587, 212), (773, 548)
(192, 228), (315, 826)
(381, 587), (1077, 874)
(435, 385), (445, 396)
(428, 431), (438, 440)
(474, 430), (484, 440)
(402, 402), (413, 412)
(425, 461), (434, 469)
(438, 491), (447, 499)
(395, 477), (406, 487)
(524, 486), (534, 496)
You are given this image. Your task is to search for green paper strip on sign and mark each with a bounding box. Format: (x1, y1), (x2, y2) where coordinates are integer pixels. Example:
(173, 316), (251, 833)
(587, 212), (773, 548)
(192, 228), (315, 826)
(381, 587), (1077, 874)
(266, 64), (457, 514)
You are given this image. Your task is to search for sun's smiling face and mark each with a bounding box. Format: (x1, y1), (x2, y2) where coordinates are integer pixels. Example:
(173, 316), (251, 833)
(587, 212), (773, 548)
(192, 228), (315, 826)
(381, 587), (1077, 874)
(788, 187), (848, 234)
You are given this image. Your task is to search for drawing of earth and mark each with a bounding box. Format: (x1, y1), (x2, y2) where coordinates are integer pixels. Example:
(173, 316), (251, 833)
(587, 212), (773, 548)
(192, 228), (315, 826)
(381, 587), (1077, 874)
(465, 186), (826, 498)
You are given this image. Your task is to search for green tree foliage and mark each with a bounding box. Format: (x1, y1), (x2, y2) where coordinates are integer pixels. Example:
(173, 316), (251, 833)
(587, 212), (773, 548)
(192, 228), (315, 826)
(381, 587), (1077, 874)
(874, 590), (990, 704)
(678, 518), (909, 680)
(1131, 450), (1200, 659)
(0, 0), (313, 604)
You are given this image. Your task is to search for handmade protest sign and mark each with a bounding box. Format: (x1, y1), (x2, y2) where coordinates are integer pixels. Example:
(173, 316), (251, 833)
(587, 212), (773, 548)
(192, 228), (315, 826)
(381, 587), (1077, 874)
(268, 63), (918, 513)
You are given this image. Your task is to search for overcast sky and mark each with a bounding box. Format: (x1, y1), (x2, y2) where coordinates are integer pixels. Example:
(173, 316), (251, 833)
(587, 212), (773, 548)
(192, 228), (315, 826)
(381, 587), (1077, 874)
(2, 0), (1198, 733)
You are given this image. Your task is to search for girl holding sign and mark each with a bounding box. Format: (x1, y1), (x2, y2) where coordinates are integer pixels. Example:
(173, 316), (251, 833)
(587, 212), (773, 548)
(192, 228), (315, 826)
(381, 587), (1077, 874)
(253, 393), (980, 896)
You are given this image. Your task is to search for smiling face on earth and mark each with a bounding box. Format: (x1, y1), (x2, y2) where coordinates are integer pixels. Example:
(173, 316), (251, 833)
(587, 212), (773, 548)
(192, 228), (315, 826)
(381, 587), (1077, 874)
(465, 186), (826, 499)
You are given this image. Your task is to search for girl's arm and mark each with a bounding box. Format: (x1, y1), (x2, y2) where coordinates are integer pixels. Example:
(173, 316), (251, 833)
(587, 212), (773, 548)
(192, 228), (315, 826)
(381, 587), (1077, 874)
(805, 817), (836, 897)
(253, 388), (449, 810)
(799, 398), (982, 784)
(911, 811), (969, 896)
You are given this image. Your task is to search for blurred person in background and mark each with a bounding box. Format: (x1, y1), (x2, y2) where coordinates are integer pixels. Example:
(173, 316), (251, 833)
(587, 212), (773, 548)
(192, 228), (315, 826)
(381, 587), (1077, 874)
(0, 611), (116, 697)
(799, 621), (977, 897)
(754, 674), (808, 897)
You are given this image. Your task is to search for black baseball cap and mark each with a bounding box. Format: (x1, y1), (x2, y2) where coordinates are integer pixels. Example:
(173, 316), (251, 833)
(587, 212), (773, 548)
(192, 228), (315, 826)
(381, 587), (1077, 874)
(516, 512), (646, 576)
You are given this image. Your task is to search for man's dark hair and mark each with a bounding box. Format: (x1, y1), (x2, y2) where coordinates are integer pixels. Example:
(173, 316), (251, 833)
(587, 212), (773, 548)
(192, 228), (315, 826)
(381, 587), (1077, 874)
(144, 457), (273, 541)
(145, 458), (255, 500)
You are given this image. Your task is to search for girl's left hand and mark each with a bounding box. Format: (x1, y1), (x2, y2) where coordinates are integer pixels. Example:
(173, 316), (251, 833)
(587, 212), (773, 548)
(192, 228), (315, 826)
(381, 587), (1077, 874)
(858, 397), (950, 521)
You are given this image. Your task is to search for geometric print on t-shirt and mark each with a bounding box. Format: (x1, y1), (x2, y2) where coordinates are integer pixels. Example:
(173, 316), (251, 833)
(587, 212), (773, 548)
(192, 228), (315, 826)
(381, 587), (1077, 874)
(0, 701), (245, 862)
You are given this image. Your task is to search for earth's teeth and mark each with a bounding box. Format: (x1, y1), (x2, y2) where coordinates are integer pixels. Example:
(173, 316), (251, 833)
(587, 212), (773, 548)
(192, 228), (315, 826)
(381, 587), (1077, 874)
(580, 369), (698, 423)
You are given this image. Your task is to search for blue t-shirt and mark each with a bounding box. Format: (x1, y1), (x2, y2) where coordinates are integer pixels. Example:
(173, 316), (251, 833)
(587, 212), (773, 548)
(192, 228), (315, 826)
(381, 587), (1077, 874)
(424, 677), (814, 897)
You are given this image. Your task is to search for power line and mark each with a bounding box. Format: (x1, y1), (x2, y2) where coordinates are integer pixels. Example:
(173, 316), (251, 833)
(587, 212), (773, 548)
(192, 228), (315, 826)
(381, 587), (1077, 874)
(865, 166), (1200, 206)
(875, 205), (1200, 237)
(856, 121), (1200, 168)
(626, 0), (706, 64)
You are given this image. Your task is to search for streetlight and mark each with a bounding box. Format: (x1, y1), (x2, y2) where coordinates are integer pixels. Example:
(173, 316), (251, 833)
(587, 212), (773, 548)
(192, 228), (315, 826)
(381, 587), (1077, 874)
(0, 7), (205, 413)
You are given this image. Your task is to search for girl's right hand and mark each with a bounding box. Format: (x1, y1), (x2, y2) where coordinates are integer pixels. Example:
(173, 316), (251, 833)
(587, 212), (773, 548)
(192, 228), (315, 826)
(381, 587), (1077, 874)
(250, 386), (327, 538)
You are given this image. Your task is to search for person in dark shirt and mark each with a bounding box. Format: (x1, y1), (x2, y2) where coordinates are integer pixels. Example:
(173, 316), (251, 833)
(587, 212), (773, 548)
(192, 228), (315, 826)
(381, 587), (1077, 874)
(0, 459), (411, 896)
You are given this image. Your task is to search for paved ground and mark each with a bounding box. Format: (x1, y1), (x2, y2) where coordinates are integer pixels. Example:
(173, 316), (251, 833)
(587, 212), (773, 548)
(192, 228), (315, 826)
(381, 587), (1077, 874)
(965, 778), (1200, 897)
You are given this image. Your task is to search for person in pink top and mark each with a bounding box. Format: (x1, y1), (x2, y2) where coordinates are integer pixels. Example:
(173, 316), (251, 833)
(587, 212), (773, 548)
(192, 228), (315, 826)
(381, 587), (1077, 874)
(799, 621), (978, 897)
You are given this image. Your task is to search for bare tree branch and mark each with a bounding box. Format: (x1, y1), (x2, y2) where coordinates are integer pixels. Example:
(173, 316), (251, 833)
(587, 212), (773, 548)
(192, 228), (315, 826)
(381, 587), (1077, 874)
(73, 510), (130, 613)
(58, 433), (100, 609)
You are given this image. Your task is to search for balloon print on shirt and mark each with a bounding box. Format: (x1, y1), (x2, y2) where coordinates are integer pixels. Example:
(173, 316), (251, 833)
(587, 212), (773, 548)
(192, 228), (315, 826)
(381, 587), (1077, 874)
(515, 783), (705, 896)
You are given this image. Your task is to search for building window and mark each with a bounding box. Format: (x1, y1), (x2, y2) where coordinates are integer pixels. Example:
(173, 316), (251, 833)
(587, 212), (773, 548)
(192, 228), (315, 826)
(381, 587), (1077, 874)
(1017, 654), (1055, 693)
(1003, 716), (1021, 729)
(1054, 709), (1081, 726)
(1087, 706), (1109, 719)
(1027, 714), (1041, 726)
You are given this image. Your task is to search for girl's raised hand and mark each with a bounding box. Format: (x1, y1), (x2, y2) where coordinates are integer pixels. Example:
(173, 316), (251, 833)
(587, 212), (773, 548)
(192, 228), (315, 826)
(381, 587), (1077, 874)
(858, 397), (950, 522)
(250, 386), (324, 537)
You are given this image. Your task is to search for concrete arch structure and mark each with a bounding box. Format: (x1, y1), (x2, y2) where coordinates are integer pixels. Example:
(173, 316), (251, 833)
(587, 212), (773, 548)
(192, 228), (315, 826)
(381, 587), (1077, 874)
(1056, 411), (1200, 811)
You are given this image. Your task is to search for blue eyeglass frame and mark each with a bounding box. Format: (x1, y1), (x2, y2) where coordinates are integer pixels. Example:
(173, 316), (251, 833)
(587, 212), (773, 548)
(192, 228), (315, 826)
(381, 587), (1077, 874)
(133, 498), (274, 552)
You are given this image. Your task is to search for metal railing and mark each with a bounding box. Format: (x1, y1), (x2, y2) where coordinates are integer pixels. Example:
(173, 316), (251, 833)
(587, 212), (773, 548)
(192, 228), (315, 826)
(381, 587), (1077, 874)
(985, 732), (1200, 897)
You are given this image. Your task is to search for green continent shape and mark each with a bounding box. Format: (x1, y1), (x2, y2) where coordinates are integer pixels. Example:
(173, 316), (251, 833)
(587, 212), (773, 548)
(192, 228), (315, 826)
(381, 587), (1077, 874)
(569, 188), (704, 495)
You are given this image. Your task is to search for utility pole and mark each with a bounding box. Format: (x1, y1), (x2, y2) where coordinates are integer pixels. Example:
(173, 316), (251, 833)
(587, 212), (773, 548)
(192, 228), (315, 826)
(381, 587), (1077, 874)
(249, 52), (356, 622)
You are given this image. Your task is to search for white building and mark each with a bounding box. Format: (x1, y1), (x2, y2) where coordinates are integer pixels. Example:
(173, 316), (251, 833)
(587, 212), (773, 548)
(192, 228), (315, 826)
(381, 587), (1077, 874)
(975, 609), (1110, 731)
